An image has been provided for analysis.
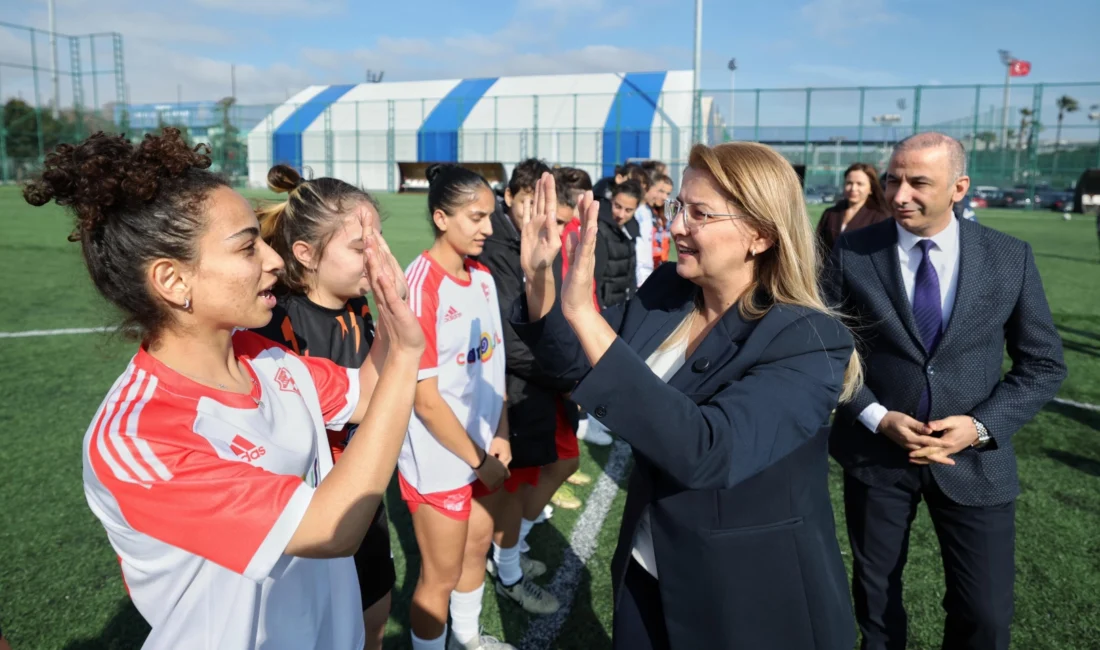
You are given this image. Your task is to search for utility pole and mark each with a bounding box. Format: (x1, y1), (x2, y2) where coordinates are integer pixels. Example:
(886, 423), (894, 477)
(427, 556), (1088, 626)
(692, 0), (703, 143)
(727, 58), (737, 140)
(48, 0), (60, 118)
(231, 64), (237, 99)
(998, 49), (1014, 150)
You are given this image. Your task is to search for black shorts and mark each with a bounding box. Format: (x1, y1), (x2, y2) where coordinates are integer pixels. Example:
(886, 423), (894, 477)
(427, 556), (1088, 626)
(355, 502), (396, 610)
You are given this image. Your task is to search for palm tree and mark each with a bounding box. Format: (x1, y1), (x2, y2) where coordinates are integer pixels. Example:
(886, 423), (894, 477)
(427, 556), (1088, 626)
(1052, 95), (1079, 177)
(1014, 108), (1033, 182)
(977, 131), (997, 151)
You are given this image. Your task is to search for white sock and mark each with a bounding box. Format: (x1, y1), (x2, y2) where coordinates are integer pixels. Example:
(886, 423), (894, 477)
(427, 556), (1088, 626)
(449, 584), (484, 645)
(519, 518), (536, 546)
(493, 541), (523, 586)
(411, 625), (447, 650)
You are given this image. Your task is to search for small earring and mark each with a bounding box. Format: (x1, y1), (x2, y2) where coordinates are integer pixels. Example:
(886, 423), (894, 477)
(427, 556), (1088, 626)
(183, 297), (191, 311)
(749, 249), (756, 258)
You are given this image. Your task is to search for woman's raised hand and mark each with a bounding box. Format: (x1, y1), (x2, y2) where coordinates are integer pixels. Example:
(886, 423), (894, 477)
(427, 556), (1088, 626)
(519, 172), (562, 281)
(561, 190), (600, 320)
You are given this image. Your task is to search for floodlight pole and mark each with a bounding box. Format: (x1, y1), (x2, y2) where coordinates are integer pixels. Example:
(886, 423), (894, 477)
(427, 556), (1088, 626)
(48, 0), (60, 118)
(692, 0), (703, 143)
(998, 49), (1013, 151)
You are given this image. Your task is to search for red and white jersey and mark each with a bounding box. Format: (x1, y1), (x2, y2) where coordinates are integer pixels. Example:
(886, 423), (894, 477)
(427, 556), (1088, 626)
(401, 252), (506, 494)
(82, 330), (364, 650)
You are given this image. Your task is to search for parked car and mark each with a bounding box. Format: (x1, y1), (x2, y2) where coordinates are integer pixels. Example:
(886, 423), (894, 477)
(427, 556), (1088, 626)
(804, 189), (826, 205)
(970, 195), (988, 209)
(996, 189), (1032, 209)
(1043, 191), (1075, 212)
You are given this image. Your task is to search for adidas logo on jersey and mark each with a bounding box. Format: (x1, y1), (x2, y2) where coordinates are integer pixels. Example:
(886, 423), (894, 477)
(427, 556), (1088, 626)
(443, 306), (462, 323)
(230, 435), (266, 462)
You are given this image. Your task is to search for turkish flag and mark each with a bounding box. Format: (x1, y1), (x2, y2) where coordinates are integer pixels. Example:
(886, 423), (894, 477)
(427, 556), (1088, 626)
(1009, 60), (1031, 77)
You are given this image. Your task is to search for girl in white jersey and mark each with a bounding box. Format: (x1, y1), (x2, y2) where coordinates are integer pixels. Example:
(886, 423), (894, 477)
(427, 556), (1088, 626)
(23, 128), (423, 650)
(401, 164), (513, 650)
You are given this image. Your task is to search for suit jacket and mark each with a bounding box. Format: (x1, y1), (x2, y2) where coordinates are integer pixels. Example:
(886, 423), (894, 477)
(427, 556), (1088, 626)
(816, 200), (890, 254)
(511, 264), (856, 650)
(824, 218), (1067, 506)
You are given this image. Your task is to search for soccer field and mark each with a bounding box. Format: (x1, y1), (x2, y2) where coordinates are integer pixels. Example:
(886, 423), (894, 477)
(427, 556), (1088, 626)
(1, 185), (1098, 649)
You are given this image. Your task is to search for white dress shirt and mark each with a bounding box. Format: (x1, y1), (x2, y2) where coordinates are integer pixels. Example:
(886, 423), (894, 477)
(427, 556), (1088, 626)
(858, 217), (961, 433)
(631, 334), (688, 578)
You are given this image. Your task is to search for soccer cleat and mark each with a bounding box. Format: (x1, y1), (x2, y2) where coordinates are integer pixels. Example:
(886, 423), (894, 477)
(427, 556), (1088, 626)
(495, 576), (561, 615)
(486, 554), (547, 580)
(551, 485), (582, 510)
(447, 632), (515, 650)
(566, 470), (593, 486)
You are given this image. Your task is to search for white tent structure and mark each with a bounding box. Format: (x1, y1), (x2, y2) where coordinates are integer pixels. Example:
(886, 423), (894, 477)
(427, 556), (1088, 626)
(247, 70), (722, 191)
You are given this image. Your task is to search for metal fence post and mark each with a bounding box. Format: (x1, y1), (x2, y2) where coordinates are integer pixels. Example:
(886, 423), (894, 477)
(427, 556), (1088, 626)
(572, 93), (578, 167)
(1025, 84), (1043, 210)
(970, 85), (981, 179)
(803, 88), (812, 166)
(493, 95), (499, 163)
(857, 87), (865, 159)
(533, 94), (539, 158)
(753, 89), (760, 142)
(912, 85), (922, 133)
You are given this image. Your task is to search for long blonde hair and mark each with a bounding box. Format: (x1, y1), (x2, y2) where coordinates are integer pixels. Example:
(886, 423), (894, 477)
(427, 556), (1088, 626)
(687, 142), (863, 402)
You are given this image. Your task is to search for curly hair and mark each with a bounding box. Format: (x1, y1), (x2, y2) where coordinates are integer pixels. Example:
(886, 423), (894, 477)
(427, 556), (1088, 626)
(23, 128), (228, 341)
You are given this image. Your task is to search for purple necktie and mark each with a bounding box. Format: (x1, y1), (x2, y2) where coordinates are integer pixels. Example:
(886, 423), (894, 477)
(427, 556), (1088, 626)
(912, 239), (942, 421)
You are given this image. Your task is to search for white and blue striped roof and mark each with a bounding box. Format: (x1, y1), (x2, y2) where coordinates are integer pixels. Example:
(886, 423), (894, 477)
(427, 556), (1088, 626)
(247, 71), (702, 190)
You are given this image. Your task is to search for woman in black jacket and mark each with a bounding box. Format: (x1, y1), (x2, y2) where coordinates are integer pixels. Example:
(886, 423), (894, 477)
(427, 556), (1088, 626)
(513, 142), (861, 650)
(593, 179), (644, 309)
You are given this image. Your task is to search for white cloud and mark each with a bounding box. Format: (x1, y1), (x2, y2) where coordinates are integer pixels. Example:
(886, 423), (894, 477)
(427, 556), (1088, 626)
(799, 0), (900, 39)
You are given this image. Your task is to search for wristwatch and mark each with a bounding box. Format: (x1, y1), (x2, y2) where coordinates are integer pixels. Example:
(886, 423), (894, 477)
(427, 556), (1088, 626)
(971, 417), (991, 448)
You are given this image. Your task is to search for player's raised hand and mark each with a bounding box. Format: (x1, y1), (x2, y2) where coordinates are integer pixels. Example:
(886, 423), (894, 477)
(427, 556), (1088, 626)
(365, 230), (422, 355)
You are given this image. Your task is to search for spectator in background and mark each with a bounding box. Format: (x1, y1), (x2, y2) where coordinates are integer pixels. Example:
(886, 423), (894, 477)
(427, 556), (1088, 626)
(649, 173), (675, 269)
(816, 163), (889, 254)
(633, 165), (673, 287)
(593, 163), (651, 201)
(0, 619), (9, 650)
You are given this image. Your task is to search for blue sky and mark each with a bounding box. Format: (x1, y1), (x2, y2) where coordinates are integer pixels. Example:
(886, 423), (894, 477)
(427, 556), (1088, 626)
(0, 0), (1097, 108)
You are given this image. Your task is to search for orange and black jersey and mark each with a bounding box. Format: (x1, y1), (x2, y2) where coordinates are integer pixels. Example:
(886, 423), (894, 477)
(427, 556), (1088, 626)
(252, 293), (374, 459)
(255, 294), (374, 368)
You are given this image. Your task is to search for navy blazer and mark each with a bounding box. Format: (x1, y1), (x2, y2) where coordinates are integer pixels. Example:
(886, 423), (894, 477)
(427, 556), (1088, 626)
(824, 218), (1066, 506)
(512, 263), (856, 650)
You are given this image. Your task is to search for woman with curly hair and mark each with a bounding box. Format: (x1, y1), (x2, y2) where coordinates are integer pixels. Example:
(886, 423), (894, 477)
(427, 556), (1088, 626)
(23, 129), (423, 650)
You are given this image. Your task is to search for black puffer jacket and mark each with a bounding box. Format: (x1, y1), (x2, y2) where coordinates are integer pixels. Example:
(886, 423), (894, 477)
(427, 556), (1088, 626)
(594, 198), (639, 309)
(477, 201), (579, 468)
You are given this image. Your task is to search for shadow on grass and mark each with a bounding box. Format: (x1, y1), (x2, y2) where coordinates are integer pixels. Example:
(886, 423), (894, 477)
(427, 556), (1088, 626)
(1057, 325), (1100, 343)
(1044, 449), (1100, 478)
(1044, 399), (1100, 433)
(1062, 339), (1100, 359)
(60, 597), (149, 650)
(1034, 252), (1099, 264)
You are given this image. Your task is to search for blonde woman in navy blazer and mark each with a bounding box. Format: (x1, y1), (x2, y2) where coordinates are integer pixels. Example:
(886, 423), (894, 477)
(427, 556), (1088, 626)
(512, 143), (862, 650)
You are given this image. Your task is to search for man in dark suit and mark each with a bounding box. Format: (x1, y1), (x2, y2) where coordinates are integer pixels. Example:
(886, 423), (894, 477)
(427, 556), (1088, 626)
(825, 132), (1067, 650)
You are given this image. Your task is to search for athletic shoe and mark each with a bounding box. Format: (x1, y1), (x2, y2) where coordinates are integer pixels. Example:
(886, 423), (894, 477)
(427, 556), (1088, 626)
(576, 419), (613, 446)
(550, 485), (582, 510)
(486, 554), (547, 580)
(566, 470), (593, 486)
(534, 505), (552, 524)
(447, 632), (515, 650)
(495, 577), (561, 615)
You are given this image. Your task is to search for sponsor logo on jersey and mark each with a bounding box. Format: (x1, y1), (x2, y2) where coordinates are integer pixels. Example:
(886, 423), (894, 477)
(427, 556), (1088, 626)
(274, 367), (299, 394)
(443, 306), (462, 323)
(457, 331), (498, 365)
(230, 435), (267, 462)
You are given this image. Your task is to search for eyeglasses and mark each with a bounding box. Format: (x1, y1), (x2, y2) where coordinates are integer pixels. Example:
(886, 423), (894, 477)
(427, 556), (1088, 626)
(664, 198), (747, 232)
